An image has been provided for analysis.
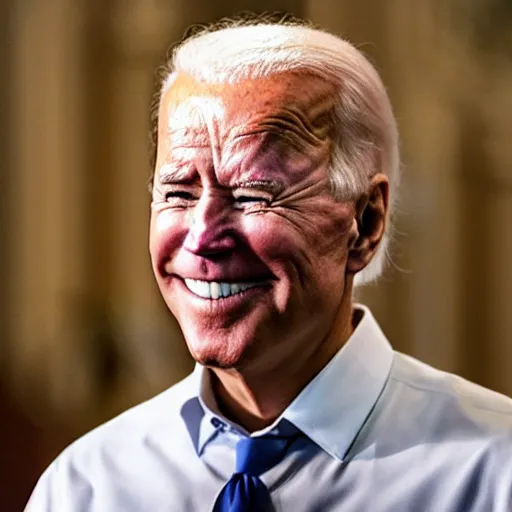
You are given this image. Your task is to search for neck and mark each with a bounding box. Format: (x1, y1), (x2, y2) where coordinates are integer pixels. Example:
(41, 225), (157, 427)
(210, 292), (356, 432)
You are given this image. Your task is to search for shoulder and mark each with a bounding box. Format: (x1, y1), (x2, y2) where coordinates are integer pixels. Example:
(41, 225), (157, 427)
(26, 372), (200, 511)
(377, 352), (512, 474)
(353, 352), (512, 507)
(390, 351), (512, 430)
(67, 370), (198, 455)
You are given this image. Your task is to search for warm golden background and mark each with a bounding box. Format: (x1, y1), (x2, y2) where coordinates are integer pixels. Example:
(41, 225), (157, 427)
(1, 0), (511, 509)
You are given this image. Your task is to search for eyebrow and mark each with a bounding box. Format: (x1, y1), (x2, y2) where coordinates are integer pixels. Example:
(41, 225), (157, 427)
(157, 163), (196, 184)
(165, 132), (214, 148)
(231, 179), (285, 195)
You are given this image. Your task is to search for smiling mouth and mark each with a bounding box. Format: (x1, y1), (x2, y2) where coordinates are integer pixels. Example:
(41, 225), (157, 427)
(184, 279), (267, 300)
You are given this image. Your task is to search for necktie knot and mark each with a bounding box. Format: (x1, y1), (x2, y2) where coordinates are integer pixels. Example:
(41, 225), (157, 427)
(236, 435), (294, 476)
(213, 428), (300, 511)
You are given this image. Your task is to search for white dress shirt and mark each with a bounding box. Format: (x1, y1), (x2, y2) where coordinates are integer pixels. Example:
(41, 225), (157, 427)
(27, 305), (512, 511)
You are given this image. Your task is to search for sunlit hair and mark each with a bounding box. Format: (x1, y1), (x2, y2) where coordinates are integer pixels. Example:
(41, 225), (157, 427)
(150, 13), (400, 285)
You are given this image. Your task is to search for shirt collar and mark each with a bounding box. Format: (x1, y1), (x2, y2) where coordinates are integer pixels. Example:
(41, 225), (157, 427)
(282, 304), (393, 460)
(183, 305), (394, 460)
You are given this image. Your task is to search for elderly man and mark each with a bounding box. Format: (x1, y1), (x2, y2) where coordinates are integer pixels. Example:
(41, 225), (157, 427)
(28, 15), (512, 512)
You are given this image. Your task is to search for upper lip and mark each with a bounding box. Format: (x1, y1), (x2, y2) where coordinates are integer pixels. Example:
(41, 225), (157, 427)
(161, 255), (276, 283)
(175, 274), (273, 283)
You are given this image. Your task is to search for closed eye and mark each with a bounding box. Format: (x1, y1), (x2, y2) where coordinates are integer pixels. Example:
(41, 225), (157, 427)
(233, 184), (273, 209)
(165, 190), (195, 201)
(235, 195), (269, 204)
(233, 194), (271, 210)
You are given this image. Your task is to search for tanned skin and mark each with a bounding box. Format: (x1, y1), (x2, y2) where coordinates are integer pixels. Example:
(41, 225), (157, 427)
(150, 71), (388, 432)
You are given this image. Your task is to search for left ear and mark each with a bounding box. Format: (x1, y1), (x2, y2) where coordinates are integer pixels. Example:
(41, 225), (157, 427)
(346, 174), (389, 274)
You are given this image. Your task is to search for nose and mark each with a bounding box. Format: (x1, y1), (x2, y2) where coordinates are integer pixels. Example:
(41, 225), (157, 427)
(183, 192), (236, 256)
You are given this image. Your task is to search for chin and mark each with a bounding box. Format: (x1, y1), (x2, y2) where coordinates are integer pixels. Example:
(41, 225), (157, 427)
(188, 339), (248, 369)
(169, 292), (276, 367)
(181, 323), (259, 370)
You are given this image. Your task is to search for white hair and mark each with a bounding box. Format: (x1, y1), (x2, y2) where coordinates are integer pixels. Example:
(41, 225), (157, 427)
(160, 23), (400, 285)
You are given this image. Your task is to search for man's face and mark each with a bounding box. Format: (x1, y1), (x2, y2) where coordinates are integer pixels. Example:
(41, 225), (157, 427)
(150, 71), (358, 370)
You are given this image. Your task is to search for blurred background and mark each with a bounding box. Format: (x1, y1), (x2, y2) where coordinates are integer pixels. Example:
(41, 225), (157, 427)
(1, 0), (511, 509)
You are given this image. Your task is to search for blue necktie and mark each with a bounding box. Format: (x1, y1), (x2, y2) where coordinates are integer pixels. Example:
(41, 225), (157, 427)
(213, 434), (298, 512)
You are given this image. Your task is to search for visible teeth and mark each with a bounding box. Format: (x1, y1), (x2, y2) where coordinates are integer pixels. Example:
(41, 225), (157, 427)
(184, 279), (263, 300)
(220, 283), (231, 298)
(210, 282), (220, 300)
(185, 279), (210, 298)
(237, 283), (258, 292)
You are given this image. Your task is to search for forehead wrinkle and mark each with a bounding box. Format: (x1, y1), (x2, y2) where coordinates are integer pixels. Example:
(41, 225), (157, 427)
(223, 80), (337, 154)
(165, 128), (213, 149)
(261, 86), (337, 148)
(157, 161), (196, 182)
(249, 109), (323, 152)
(201, 101), (222, 172)
(165, 93), (225, 151)
(218, 132), (284, 186)
(158, 71), (336, 188)
(218, 130), (326, 189)
(304, 88), (338, 139)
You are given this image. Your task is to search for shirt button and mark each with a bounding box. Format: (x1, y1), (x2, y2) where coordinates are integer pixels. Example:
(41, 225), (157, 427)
(211, 417), (224, 428)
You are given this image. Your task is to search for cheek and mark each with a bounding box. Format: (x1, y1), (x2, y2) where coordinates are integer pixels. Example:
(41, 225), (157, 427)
(241, 214), (296, 261)
(149, 210), (187, 271)
(242, 201), (352, 276)
(311, 209), (354, 260)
